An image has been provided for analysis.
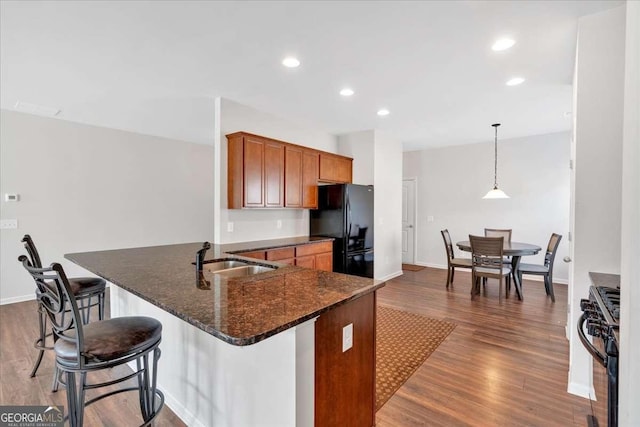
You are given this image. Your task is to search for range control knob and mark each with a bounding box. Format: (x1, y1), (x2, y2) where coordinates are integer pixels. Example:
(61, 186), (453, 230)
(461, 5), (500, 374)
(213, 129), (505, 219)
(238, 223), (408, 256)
(580, 298), (594, 311)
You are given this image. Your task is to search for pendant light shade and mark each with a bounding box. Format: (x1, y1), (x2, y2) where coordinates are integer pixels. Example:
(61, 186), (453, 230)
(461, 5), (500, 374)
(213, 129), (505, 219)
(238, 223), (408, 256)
(483, 123), (509, 199)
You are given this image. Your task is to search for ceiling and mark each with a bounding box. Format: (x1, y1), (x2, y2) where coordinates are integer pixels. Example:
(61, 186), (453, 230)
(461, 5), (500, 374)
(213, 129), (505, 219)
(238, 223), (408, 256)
(0, 1), (622, 150)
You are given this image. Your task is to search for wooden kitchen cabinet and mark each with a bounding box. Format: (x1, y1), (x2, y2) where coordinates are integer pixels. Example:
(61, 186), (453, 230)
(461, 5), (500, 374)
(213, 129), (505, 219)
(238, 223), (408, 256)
(285, 146), (303, 208)
(234, 240), (333, 272)
(295, 255), (316, 269)
(228, 132), (284, 208)
(296, 241), (333, 272)
(236, 250), (266, 260)
(266, 247), (296, 265)
(228, 132), (350, 209)
(286, 146), (320, 209)
(319, 153), (352, 184)
(302, 150), (319, 208)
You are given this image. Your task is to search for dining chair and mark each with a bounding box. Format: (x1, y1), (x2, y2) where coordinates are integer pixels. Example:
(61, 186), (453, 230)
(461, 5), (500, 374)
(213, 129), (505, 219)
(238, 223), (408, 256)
(517, 233), (562, 302)
(484, 228), (512, 242)
(484, 228), (514, 282)
(19, 257), (164, 427)
(469, 235), (511, 302)
(440, 229), (472, 287)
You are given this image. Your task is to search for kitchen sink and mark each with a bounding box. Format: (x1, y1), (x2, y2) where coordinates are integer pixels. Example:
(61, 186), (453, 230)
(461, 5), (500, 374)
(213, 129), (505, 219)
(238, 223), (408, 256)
(211, 265), (275, 278)
(202, 260), (252, 272)
(198, 258), (276, 278)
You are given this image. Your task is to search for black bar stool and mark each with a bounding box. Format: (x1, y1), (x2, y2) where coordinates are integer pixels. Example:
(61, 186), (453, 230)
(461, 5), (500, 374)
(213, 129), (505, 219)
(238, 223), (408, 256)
(21, 235), (106, 390)
(19, 256), (164, 427)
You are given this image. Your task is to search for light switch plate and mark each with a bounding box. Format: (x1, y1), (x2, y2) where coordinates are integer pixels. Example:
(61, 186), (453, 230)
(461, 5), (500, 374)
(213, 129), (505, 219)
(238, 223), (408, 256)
(0, 219), (18, 229)
(227, 222), (234, 232)
(342, 323), (353, 352)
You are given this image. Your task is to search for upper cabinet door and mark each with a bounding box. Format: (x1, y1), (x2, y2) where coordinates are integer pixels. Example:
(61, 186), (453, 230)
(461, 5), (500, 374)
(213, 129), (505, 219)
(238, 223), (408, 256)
(285, 146), (303, 208)
(319, 153), (353, 183)
(243, 136), (266, 207)
(264, 142), (284, 207)
(302, 150), (319, 208)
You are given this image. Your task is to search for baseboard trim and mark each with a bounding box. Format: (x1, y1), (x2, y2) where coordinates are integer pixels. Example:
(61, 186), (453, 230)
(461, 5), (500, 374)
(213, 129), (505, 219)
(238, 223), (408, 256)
(377, 270), (403, 282)
(0, 293), (35, 305)
(162, 386), (206, 427)
(567, 380), (594, 400)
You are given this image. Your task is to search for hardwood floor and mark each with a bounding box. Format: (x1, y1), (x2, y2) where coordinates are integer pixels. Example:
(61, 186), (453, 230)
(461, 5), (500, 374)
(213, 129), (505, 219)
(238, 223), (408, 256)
(0, 291), (186, 427)
(1, 267), (593, 426)
(376, 267), (593, 427)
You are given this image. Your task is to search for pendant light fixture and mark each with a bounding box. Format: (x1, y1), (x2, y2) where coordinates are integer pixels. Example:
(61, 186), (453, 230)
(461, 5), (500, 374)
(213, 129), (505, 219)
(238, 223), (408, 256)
(483, 123), (509, 199)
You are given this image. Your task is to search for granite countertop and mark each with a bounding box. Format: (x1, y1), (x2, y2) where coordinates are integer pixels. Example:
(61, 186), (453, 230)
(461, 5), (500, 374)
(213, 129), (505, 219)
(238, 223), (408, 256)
(66, 239), (384, 346)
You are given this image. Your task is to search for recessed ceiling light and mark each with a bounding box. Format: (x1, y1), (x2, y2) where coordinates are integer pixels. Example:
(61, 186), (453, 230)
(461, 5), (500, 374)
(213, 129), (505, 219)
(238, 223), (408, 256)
(282, 57), (300, 68)
(339, 88), (354, 97)
(506, 77), (525, 86)
(377, 109), (390, 116)
(492, 38), (516, 51)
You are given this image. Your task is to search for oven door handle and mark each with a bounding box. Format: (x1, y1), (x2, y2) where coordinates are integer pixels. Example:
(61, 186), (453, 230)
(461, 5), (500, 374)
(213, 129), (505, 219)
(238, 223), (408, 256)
(577, 313), (607, 368)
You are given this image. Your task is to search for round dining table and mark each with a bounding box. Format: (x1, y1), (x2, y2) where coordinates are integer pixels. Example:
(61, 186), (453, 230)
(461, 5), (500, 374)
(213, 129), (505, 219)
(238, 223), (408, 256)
(456, 241), (541, 300)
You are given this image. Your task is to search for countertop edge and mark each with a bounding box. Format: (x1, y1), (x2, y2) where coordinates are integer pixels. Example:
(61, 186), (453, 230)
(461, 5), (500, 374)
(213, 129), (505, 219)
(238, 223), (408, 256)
(65, 249), (385, 347)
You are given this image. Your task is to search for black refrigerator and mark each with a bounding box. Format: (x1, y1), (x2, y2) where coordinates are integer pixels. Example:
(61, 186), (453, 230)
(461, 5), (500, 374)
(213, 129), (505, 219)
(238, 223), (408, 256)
(310, 184), (374, 278)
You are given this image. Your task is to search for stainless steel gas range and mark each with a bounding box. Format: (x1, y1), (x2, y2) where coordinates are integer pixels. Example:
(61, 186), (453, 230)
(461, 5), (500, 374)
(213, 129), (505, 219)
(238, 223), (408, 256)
(578, 272), (620, 427)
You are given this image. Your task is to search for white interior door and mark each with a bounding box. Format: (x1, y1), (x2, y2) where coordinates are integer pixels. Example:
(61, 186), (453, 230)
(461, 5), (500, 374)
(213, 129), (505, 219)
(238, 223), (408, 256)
(401, 179), (416, 264)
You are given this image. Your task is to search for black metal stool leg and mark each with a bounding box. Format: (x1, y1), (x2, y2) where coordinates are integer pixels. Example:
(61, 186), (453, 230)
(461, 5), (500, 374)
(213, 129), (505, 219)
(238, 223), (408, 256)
(66, 371), (77, 427)
(30, 309), (47, 378)
(51, 366), (60, 392)
(98, 292), (105, 321)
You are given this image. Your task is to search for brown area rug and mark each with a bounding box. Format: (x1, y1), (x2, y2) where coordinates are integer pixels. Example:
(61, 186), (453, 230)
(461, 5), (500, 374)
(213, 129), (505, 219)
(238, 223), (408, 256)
(376, 306), (456, 410)
(402, 264), (425, 272)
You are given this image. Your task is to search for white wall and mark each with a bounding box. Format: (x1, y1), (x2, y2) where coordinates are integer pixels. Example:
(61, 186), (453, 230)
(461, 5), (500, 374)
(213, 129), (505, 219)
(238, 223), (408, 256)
(403, 131), (570, 280)
(0, 110), (215, 303)
(337, 130), (375, 185)
(372, 131), (403, 281)
(620, 1), (640, 424)
(337, 130), (403, 281)
(567, 5), (625, 399)
(214, 98), (338, 244)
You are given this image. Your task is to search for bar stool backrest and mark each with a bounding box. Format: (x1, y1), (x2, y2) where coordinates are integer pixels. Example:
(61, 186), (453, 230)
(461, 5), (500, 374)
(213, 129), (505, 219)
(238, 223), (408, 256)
(21, 234), (43, 268)
(18, 256), (85, 368)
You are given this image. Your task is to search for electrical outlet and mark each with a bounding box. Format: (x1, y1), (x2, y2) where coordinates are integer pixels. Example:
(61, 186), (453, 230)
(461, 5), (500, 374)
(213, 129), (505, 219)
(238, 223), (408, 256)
(277, 220), (282, 229)
(427, 215), (434, 222)
(227, 222), (234, 233)
(342, 323), (353, 352)
(0, 219), (18, 229)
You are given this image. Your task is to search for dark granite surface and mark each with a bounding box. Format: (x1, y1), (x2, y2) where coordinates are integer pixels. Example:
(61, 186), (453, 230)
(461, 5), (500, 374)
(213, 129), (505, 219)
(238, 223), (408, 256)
(66, 240), (384, 346)
(219, 236), (334, 255)
(589, 272), (621, 288)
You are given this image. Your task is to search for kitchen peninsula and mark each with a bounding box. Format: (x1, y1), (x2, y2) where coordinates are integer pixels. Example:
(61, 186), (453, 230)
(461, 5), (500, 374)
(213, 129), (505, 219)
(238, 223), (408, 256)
(66, 237), (384, 427)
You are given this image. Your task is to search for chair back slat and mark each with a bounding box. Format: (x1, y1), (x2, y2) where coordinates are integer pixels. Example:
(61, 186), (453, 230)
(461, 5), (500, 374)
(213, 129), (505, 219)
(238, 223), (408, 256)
(440, 229), (455, 260)
(544, 233), (563, 268)
(484, 228), (512, 243)
(470, 235), (505, 270)
(18, 256), (85, 367)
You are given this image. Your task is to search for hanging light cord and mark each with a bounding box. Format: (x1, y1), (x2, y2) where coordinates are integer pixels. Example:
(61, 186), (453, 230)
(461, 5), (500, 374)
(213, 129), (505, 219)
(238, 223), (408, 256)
(492, 123), (500, 188)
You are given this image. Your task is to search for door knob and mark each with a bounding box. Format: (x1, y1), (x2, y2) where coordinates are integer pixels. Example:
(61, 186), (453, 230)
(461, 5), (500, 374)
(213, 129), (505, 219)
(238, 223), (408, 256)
(563, 256), (572, 263)
(407, 225), (413, 228)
